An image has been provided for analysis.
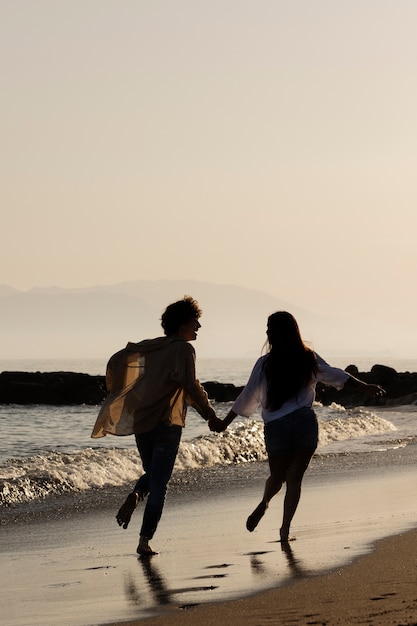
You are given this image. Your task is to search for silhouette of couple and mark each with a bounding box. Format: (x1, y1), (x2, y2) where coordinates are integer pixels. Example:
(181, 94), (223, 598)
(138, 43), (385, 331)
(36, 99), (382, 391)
(92, 296), (384, 556)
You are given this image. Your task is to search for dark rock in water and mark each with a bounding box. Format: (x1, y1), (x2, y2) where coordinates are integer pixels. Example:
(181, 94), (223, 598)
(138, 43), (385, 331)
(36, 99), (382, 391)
(201, 381), (244, 402)
(0, 371), (107, 405)
(1, 365), (417, 406)
(0, 372), (244, 405)
(315, 364), (417, 407)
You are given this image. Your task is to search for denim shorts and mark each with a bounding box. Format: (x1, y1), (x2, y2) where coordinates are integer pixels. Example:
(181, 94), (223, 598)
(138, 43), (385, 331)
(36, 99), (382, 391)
(264, 407), (318, 456)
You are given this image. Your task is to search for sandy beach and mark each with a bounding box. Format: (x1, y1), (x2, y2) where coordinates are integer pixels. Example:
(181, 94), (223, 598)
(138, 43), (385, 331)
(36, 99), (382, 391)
(1, 446), (417, 626)
(112, 528), (417, 626)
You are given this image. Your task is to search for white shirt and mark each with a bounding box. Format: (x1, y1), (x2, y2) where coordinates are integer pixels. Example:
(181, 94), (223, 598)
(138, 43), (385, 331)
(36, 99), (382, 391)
(232, 353), (350, 424)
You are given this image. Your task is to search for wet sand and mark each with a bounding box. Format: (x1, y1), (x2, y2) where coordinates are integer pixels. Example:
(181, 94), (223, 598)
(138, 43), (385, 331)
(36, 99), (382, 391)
(111, 528), (417, 626)
(1, 451), (417, 626)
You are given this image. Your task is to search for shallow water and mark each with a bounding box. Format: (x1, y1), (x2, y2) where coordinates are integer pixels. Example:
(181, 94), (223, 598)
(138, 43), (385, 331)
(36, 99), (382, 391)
(1, 357), (417, 517)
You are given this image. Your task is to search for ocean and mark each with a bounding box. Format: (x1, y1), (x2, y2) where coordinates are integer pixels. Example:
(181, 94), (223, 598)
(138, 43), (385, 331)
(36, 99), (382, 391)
(1, 356), (417, 513)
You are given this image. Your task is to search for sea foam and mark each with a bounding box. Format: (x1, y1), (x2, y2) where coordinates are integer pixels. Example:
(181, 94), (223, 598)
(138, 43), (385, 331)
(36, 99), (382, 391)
(0, 412), (396, 507)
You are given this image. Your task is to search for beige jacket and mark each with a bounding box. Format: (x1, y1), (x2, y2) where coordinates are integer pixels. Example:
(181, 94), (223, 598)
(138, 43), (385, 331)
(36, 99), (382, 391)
(91, 337), (215, 438)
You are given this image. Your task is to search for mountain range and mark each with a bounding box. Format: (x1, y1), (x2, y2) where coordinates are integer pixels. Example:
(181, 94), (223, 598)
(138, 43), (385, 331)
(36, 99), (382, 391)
(0, 279), (409, 360)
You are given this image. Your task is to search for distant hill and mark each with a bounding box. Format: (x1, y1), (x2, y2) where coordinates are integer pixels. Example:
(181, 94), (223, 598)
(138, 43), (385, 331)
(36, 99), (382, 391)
(0, 279), (413, 360)
(0, 285), (19, 297)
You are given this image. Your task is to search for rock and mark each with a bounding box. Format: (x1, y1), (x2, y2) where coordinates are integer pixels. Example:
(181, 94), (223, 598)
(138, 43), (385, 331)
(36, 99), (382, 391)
(202, 381), (244, 402)
(315, 364), (417, 407)
(1, 365), (417, 407)
(0, 371), (106, 405)
(0, 372), (244, 405)
(385, 392), (417, 406)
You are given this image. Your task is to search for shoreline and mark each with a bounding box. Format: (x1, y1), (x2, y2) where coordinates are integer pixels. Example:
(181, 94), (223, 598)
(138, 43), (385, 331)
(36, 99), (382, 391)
(1, 445), (417, 626)
(108, 526), (417, 626)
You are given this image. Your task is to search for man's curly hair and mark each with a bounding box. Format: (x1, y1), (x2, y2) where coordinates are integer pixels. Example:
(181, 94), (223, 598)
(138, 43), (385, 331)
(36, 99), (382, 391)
(161, 295), (202, 336)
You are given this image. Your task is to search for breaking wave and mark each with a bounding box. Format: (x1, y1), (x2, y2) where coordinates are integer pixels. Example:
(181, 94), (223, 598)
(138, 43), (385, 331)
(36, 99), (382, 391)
(0, 410), (396, 508)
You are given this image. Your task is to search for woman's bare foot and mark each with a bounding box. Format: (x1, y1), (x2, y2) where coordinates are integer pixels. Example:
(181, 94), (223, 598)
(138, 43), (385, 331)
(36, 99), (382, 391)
(246, 501), (268, 532)
(280, 527), (296, 543)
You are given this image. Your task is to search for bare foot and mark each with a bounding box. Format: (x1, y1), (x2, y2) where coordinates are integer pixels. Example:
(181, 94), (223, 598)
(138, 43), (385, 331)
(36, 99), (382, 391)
(246, 501), (268, 532)
(280, 529), (296, 543)
(137, 537), (158, 556)
(116, 492), (139, 529)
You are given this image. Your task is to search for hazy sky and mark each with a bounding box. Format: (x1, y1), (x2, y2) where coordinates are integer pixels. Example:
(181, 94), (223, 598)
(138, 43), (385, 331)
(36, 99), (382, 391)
(2, 1), (417, 325)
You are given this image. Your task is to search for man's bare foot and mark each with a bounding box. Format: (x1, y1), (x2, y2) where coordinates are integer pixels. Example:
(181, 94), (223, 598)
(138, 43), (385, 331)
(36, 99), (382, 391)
(137, 536), (158, 556)
(116, 492), (140, 529)
(246, 501), (268, 532)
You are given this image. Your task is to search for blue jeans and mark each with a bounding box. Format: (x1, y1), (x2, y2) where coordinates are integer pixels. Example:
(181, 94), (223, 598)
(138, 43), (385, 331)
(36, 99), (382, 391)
(134, 422), (182, 540)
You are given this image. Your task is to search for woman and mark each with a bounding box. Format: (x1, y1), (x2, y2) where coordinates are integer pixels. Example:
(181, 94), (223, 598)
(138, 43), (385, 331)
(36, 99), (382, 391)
(219, 312), (384, 543)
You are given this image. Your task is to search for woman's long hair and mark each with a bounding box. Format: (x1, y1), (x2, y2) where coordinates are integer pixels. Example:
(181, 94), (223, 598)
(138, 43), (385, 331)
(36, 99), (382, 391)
(262, 311), (317, 410)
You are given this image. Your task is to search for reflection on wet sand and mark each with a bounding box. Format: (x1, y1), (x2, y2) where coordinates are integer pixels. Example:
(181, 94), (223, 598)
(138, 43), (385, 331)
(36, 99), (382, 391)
(280, 541), (308, 579)
(124, 555), (221, 611)
(248, 543), (307, 581)
(124, 542), (309, 616)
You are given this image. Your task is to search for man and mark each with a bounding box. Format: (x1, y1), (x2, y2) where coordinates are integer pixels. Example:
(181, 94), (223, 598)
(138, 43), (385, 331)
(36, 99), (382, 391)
(92, 296), (221, 555)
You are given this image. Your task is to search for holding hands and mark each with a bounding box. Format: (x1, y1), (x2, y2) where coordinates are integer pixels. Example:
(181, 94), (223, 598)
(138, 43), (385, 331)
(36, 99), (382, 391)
(208, 415), (227, 432)
(208, 410), (237, 433)
(207, 381), (386, 435)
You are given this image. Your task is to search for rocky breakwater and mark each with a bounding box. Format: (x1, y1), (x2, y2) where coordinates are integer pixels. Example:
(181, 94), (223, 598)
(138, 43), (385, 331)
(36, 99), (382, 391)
(0, 371), (107, 405)
(315, 364), (417, 407)
(0, 372), (243, 405)
(0, 364), (416, 406)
